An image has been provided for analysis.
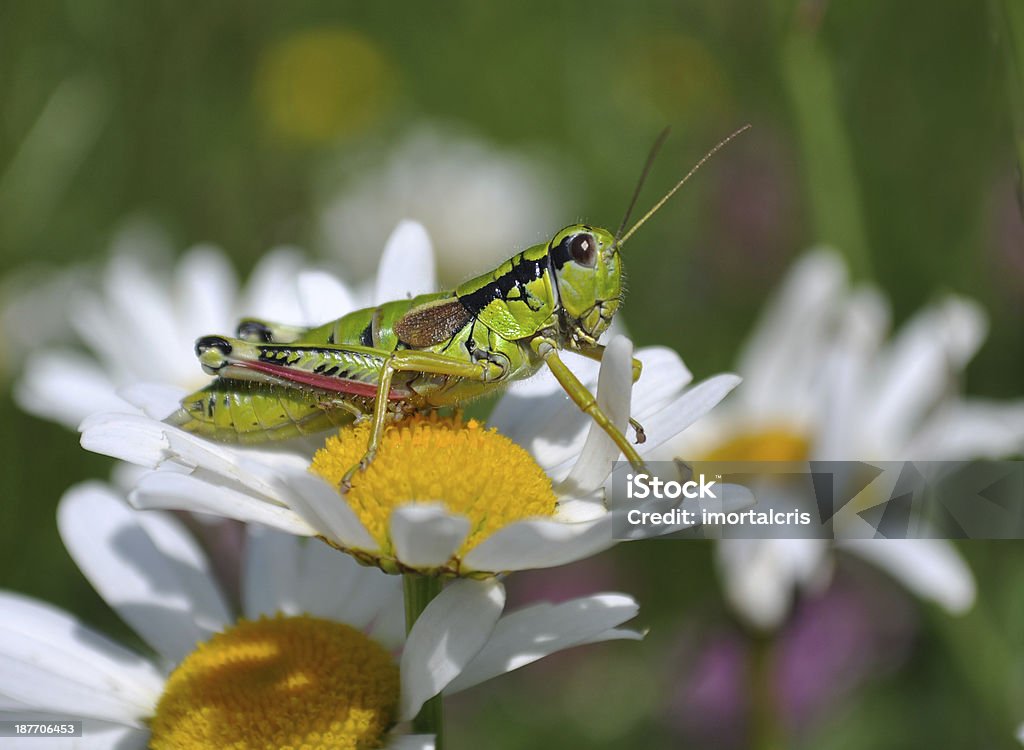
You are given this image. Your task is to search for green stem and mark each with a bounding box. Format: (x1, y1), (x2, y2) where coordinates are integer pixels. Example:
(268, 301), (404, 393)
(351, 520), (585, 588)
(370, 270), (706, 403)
(781, 0), (874, 281)
(750, 631), (783, 750)
(403, 574), (445, 746)
(994, 0), (1024, 212)
(929, 601), (1021, 743)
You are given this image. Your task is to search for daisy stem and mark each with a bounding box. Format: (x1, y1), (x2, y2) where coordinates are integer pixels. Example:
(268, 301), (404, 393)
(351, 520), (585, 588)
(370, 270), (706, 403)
(993, 0), (1024, 198)
(404, 574), (445, 746)
(750, 631), (783, 750)
(779, 0), (874, 281)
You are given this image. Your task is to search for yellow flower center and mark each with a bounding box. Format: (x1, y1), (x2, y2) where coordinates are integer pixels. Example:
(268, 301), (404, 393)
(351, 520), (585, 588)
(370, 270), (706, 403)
(310, 413), (558, 574)
(149, 615), (398, 750)
(699, 427), (812, 462)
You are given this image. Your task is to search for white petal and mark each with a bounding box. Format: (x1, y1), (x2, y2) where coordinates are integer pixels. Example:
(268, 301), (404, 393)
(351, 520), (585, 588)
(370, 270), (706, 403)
(399, 579), (504, 721)
(76, 254), (182, 381)
(386, 734), (435, 750)
(324, 555), (400, 632)
(904, 399), (1024, 460)
(551, 372), (740, 475)
(58, 483), (231, 664)
(117, 383), (187, 420)
(242, 526), (401, 631)
(174, 246), (237, 350)
(446, 593), (641, 693)
(239, 248), (309, 324)
(79, 413), (169, 469)
(390, 505), (470, 569)
(492, 346), (692, 482)
(863, 296), (987, 453)
(160, 427), (297, 500)
(0, 592), (162, 724)
(554, 497), (607, 523)
(630, 346), (694, 412)
(0, 696), (30, 711)
(296, 537), (396, 627)
(840, 538), (975, 613)
(297, 270), (356, 324)
(738, 249), (846, 415)
(815, 287), (889, 459)
(931, 295), (987, 365)
(366, 583), (407, 651)
(374, 221), (436, 304)
(463, 516), (612, 573)
(283, 473), (378, 550)
(15, 351), (125, 428)
(132, 472), (315, 536)
(638, 373), (741, 455)
(243, 524), (302, 618)
(559, 335), (634, 495)
(716, 538), (831, 630)
(571, 627), (646, 645)
(488, 352), (600, 474)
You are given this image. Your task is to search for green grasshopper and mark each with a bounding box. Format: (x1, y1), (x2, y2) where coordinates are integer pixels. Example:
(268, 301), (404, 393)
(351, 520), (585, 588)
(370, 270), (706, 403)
(168, 126), (749, 482)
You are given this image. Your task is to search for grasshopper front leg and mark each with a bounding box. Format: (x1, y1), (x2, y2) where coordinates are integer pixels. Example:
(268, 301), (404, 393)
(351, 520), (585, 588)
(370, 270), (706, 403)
(574, 344), (647, 445)
(339, 349), (508, 489)
(532, 338), (647, 472)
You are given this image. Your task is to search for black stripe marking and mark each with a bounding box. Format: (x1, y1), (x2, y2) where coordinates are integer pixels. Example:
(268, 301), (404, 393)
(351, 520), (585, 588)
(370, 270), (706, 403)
(459, 254), (549, 315)
(550, 237), (573, 270)
(359, 323), (374, 347)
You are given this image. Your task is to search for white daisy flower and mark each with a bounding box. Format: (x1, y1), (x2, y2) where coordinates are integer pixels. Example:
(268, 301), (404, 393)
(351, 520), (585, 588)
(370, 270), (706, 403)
(14, 217), (428, 429)
(81, 331), (739, 577)
(0, 483), (643, 749)
(318, 124), (572, 282)
(667, 249), (1024, 630)
(74, 219), (739, 576)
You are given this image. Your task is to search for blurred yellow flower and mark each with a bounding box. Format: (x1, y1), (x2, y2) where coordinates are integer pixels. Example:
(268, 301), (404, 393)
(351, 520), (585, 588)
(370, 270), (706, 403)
(254, 28), (397, 144)
(613, 33), (731, 125)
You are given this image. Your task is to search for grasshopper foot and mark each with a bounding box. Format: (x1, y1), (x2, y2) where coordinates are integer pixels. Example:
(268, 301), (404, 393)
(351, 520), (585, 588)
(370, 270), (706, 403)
(338, 449), (378, 493)
(629, 417), (647, 445)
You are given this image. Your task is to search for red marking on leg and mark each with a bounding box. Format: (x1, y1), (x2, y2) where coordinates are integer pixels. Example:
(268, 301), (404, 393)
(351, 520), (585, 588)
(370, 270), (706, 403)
(237, 361), (408, 400)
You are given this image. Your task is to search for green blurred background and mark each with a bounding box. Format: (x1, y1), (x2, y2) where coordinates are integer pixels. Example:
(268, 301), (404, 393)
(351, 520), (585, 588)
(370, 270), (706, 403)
(1, 1), (1022, 748)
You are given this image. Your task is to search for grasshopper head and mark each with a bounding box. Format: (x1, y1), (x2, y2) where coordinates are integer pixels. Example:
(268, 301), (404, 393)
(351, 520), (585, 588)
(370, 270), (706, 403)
(548, 224), (623, 348)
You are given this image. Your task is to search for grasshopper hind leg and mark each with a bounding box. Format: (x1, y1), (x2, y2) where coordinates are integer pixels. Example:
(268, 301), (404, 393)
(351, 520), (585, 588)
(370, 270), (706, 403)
(167, 380), (357, 444)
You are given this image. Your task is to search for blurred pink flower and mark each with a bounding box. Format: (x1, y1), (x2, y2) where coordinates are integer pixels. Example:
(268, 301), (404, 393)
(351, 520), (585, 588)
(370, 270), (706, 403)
(663, 569), (916, 747)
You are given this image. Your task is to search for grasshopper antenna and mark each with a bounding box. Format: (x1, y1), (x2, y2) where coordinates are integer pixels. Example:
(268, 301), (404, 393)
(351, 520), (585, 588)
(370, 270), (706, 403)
(618, 123), (752, 247)
(614, 127), (671, 247)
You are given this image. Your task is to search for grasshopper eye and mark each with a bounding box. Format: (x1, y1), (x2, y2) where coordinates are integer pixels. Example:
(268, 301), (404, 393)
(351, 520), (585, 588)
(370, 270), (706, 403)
(568, 233), (597, 267)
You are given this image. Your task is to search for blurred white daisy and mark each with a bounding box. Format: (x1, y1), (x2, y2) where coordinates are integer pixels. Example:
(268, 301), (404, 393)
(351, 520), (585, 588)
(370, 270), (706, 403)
(666, 249), (1024, 629)
(0, 483), (643, 749)
(79, 219), (739, 576)
(318, 124), (572, 282)
(14, 217), (429, 430)
(0, 263), (83, 379)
